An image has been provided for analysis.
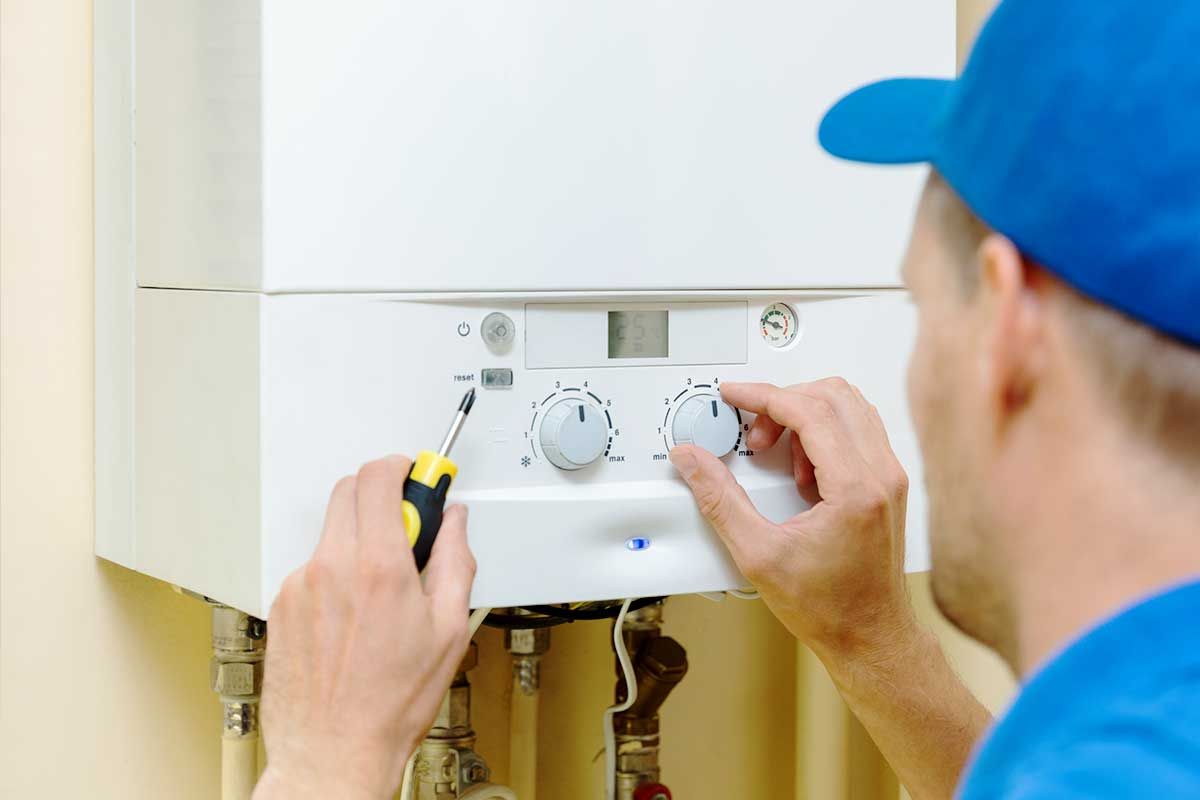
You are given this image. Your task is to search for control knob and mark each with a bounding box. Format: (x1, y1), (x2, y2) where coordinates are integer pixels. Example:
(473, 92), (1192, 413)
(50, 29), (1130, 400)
(672, 394), (739, 458)
(539, 398), (608, 470)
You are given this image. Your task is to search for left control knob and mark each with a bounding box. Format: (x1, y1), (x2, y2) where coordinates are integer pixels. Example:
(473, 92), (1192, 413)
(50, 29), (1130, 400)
(539, 398), (608, 470)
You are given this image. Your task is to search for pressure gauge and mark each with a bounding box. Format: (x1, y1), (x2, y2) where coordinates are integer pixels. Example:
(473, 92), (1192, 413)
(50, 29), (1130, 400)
(760, 303), (798, 348)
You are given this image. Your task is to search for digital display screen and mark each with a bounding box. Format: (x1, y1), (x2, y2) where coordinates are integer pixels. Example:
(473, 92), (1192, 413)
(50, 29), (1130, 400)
(608, 310), (669, 359)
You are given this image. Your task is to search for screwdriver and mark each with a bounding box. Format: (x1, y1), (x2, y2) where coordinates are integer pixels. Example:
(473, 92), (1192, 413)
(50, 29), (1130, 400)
(402, 388), (476, 571)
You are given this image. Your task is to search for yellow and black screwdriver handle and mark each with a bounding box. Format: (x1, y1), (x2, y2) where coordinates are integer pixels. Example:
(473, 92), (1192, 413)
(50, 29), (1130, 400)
(402, 450), (459, 571)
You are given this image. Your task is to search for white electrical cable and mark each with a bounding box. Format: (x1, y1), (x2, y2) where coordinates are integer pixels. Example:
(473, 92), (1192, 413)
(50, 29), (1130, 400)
(603, 598), (638, 800)
(399, 751), (417, 800)
(469, 607), (492, 637)
(728, 588), (760, 600)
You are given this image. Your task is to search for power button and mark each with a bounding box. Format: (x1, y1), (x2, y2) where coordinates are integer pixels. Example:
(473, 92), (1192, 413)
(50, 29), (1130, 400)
(481, 312), (516, 352)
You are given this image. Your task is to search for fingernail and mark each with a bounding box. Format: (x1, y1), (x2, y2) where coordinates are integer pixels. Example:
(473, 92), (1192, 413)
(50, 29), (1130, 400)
(668, 448), (699, 479)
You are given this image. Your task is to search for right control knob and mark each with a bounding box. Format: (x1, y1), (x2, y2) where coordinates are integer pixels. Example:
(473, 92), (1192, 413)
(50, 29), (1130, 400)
(671, 394), (740, 458)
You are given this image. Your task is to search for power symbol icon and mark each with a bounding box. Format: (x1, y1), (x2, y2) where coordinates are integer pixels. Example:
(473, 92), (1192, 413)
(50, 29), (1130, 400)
(457, 321), (471, 337)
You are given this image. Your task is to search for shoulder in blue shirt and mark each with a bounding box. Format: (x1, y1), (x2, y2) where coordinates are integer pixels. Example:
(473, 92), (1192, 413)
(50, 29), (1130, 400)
(959, 580), (1200, 799)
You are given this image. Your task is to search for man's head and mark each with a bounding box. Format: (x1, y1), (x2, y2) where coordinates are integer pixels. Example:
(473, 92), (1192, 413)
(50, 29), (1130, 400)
(817, 0), (1200, 667)
(903, 172), (1200, 656)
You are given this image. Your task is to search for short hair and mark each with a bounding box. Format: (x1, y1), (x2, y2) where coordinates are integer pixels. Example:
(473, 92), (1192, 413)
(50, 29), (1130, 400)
(927, 171), (1200, 467)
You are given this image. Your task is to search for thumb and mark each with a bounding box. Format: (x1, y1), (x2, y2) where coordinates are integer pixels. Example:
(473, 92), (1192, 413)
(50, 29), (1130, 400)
(669, 445), (774, 567)
(422, 504), (477, 623)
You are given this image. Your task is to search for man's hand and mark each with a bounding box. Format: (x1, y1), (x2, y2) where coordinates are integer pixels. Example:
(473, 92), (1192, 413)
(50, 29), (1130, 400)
(671, 379), (992, 800)
(669, 378), (915, 661)
(254, 455), (476, 800)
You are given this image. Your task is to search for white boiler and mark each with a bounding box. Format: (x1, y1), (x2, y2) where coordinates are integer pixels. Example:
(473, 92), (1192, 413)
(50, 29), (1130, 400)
(95, 1), (953, 617)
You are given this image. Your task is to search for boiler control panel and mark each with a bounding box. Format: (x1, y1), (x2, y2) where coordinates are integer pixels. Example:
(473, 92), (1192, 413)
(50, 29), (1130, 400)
(249, 291), (927, 608)
(137, 288), (926, 613)
(392, 300), (791, 488)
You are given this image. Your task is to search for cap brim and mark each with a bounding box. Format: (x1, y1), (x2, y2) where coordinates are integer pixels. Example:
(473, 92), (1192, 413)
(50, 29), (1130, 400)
(818, 78), (954, 165)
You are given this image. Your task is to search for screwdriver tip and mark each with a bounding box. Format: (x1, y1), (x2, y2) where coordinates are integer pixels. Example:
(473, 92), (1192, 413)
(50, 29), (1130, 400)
(460, 387), (476, 415)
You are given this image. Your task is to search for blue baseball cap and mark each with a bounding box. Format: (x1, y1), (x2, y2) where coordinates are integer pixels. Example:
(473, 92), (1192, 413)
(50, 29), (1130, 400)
(818, 0), (1200, 348)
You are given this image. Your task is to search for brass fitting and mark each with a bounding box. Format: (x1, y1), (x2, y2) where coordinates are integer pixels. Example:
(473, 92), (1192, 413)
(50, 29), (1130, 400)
(209, 604), (266, 738)
(613, 602), (687, 800)
(415, 642), (491, 800)
(505, 624), (551, 695)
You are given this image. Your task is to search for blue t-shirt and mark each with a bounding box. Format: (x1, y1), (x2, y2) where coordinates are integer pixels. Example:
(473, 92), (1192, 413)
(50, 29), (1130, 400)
(959, 580), (1200, 798)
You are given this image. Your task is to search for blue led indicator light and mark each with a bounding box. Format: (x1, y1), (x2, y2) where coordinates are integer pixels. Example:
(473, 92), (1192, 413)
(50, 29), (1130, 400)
(626, 537), (651, 551)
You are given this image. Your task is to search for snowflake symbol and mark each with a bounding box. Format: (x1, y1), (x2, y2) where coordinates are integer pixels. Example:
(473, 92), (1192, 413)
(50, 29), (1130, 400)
(521, 456), (532, 467)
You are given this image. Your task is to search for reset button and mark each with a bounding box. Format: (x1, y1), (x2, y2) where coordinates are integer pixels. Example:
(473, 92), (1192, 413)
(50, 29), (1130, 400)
(481, 368), (513, 388)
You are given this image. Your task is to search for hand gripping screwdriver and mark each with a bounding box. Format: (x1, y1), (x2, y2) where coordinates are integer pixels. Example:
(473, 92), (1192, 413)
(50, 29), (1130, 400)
(402, 388), (475, 570)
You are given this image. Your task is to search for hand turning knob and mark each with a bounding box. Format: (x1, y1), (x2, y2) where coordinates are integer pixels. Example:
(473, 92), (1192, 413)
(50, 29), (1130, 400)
(539, 398), (608, 470)
(672, 394), (739, 458)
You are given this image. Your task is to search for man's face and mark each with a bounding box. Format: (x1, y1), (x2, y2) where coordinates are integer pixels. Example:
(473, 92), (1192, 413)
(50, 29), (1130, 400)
(903, 178), (1007, 646)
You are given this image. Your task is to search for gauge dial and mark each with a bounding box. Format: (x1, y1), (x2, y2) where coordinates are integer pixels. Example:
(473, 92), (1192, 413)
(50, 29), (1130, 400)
(760, 302), (799, 348)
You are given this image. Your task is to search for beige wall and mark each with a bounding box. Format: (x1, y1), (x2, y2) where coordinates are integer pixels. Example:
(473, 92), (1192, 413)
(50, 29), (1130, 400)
(0, 1), (1005, 797)
(1, 3), (221, 796)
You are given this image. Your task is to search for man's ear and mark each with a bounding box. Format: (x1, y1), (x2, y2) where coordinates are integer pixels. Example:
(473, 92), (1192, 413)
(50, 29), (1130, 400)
(976, 233), (1048, 424)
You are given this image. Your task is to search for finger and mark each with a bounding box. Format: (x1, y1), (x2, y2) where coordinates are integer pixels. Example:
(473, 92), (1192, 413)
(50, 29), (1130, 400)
(717, 383), (861, 498)
(801, 379), (906, 491)
(423, 505), (477, 624)
(789, 430), (821, 506)
(745, 412), (785, 450)
(355, 454), (416, 569)
(724, 383), (785, 450)
(861, 396), (904, 475)
(314, 474), (358, 562)
(847, 386), (910, 530)
(798, 378), (892, 472)
(668, 444), (776, 569)
(848, 383), (888, 438)
(733, 380), (877, 458)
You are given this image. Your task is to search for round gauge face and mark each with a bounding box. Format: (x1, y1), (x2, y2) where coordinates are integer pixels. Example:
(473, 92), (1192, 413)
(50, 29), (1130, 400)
(760, 302), (799, 348)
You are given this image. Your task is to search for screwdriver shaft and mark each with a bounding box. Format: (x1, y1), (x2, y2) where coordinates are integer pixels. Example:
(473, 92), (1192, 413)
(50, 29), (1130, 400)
(437, 388), (476, 457)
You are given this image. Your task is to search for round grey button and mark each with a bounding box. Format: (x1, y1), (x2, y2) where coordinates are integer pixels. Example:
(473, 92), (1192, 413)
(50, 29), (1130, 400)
(672, 394), (739, 457)
(481, 312), (516, 351)
(539, 398), (608, 470)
